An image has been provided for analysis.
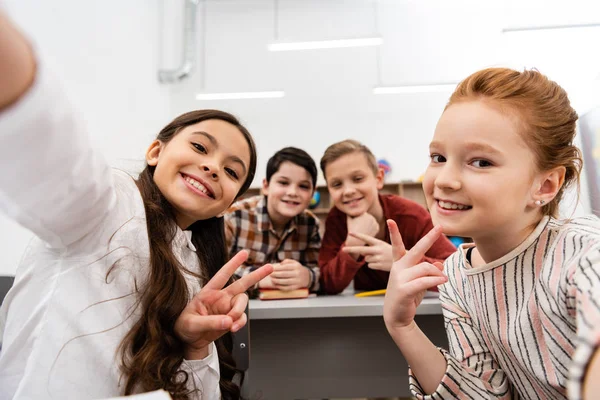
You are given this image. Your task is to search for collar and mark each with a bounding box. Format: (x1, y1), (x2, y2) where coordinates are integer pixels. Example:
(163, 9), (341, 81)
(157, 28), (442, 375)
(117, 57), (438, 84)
(257, 195), (298, 236)
(173, 223), (197, 252)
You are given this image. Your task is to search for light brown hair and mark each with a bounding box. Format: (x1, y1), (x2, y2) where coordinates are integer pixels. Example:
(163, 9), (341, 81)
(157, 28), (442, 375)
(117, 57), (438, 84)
(320, 139), (378, 179)
(447, 67), (582, 217)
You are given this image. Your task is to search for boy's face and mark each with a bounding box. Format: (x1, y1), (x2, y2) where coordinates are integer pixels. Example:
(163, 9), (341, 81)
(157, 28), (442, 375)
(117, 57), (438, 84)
(262, 161), (314, 226)
(325, 152), (384, 217)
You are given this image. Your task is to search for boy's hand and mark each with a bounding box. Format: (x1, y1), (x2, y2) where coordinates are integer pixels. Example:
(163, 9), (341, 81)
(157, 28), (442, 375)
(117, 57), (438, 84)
(384, 220), (447, 333)
(174, 250), (273, 360)
(270, 259), (311, 291)
(345, 213), (379, 248)
(343, 232), (400, 271)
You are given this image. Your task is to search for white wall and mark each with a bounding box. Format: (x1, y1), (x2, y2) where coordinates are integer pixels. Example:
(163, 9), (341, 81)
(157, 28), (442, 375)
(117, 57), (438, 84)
(0, 0), (173, 275)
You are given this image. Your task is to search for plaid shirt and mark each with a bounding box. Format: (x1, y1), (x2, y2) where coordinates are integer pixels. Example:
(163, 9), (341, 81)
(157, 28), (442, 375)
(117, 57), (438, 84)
(224, 195), (321, 291)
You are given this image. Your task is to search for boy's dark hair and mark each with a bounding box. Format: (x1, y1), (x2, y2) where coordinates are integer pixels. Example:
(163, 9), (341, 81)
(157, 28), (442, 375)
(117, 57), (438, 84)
(266, 147), (318, 188)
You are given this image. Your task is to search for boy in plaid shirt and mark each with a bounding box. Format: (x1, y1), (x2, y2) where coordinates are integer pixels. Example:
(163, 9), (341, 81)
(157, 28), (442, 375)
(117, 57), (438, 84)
(225, 147), (321, 293)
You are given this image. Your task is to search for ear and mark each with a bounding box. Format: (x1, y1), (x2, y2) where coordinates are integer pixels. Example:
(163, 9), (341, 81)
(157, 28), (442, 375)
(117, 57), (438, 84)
(375, 167), (385, 190)
(145, 140), (163, 166)
(261, 178), (270, 196)
(532, 166), (566, 206)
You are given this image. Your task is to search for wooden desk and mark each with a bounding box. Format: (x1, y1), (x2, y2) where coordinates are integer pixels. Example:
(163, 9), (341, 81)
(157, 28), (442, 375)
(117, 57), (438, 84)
(241, 292), (448, 399)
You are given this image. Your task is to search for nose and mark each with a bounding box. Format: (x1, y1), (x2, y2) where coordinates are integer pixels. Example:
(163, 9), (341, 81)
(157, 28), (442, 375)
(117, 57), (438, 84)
(286, 185), (298, 197)
(342, 183), (356, 197)
(434, 163), (461, 191)
(202, 163), (219, 180)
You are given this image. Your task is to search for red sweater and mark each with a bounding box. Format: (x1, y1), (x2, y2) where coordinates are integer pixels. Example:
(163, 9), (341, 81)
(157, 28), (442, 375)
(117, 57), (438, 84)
(318, 194), (456, 294)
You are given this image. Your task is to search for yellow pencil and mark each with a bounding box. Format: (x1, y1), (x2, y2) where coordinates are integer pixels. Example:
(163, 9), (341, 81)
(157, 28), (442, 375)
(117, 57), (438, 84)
(354, 289), (386, 297)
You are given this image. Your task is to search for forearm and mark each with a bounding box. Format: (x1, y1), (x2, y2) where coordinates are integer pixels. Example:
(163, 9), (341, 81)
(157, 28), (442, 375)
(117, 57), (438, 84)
(319, 247), (363, 294)
(388, 321), (446, 394)
(0, 12), (36, 111)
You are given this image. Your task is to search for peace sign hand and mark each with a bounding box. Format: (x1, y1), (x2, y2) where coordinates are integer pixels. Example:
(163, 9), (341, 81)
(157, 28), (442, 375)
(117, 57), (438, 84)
(343, 231), (404, 271)
(383, 220), (448, 334)
(174, 250), (273, 359)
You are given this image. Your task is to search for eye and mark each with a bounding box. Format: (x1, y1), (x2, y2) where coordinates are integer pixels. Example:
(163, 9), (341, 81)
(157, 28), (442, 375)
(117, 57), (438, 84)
(300, 184), (311, 190)
(353, 176), (363, 182)
(192, 143), (207, 153)
(430, 154), (446, 163)
(471, 159), (493, 168)
(330, 181), (341, 188)
(278, 181), (289, 186)
(225, 167), (239, 179)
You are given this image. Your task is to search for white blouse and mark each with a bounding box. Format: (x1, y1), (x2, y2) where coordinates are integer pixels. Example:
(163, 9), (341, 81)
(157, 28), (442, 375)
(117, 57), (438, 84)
(0, 62), (221, 398)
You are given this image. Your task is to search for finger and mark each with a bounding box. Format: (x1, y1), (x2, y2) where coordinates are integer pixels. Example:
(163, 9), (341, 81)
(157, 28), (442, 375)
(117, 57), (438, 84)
(271, 270), (296, 279)
(271, 277), (297, 286)
(204, 250), (249, 290)
(273, 263), (296, 271)
(367, 262), (384, 271)
(401, 276), (448, 295)
(433, 261), (444, 271)
(387, 220), (406, 261)
(177, 314), (233, 337)
(364, 255), (380, 263)
(395, 222), (443, 265)
(400, 263), (447, 282)
(230, 313), (248, 333)
(342, 246), (379, 255)
(227, 292), (249, 321)
(348, 232), (382, 245)
(225, 264), (274, 295)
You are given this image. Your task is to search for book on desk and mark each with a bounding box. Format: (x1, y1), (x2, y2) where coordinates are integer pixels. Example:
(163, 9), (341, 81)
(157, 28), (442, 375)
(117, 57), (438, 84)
(258, 288), (310, 300)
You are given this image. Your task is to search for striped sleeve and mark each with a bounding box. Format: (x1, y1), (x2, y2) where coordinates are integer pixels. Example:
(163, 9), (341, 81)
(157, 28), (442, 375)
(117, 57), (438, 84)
(567, 243), (600, 399)
(409, 254), (513, 399)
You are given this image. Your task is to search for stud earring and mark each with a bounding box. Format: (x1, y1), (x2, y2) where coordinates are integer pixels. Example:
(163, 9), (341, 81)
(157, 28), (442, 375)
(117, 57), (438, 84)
(535, 200), (545, 206)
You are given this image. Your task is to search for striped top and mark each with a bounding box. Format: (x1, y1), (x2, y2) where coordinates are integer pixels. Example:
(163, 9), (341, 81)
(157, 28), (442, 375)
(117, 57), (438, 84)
(409, 216), (600, 400)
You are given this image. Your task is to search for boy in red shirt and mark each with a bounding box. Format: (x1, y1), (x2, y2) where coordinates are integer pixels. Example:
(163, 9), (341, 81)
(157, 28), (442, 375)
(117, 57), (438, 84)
(318, 139), (455, 294)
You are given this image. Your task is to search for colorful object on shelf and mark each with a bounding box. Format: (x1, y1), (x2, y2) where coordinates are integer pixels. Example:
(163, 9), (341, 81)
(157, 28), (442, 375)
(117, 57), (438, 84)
(377, 159), (392, 175)
(309, 191), (321, 209)
(448, 236), (466, 247)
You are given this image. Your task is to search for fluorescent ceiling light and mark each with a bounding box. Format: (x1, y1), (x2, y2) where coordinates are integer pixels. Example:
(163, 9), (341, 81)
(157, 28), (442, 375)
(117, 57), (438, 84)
(503, 22), (600, 33)
(373, 84), (457, 95)
(268, 37), (382, 51)
(196, 91), (285, 100)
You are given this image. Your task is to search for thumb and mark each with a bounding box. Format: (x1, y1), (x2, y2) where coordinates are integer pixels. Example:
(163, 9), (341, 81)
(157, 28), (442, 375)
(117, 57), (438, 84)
(433, 261), (444, 271)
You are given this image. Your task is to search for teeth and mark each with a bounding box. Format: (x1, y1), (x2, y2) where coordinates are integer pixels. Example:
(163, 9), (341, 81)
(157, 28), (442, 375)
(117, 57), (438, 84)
(184, 176), (210, 196)
(439, 200), (470, 210)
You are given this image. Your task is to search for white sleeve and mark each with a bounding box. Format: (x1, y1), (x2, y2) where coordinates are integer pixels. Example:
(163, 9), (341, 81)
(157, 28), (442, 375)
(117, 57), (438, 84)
(0, 60), (114, 249)
(181, 342), (221, 400)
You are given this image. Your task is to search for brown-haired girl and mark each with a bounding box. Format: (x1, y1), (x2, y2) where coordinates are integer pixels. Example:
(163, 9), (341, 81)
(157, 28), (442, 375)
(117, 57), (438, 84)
(0, 11), (272, 399)
(383, 67), (600, 399)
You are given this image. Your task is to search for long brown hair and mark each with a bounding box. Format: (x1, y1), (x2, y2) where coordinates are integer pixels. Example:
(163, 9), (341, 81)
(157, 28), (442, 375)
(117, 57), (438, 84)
(119, 110), (257, 399)
(447, 68), (582, 217)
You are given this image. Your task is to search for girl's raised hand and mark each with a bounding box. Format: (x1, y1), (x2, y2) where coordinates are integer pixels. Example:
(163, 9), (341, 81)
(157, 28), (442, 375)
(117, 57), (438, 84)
(383, 220), (448, 334)
(174, 250), (273, 359)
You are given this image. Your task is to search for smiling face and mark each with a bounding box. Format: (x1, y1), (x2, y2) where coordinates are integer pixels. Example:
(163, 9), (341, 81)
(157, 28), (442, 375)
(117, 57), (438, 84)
(146, 119), (251, 229)
(423, 100), (542, 245)
(262, 161), (314, 229)
(324, 151), (384, 217)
